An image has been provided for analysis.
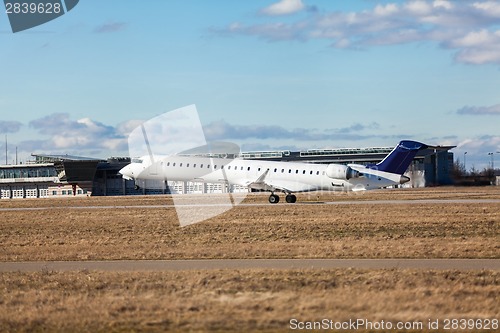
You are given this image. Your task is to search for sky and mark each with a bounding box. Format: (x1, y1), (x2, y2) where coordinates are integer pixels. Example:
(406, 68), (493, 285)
(1, 0), (499, 170)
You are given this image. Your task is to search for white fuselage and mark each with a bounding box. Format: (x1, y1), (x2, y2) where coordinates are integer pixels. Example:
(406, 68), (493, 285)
(120, 155), (406, 193)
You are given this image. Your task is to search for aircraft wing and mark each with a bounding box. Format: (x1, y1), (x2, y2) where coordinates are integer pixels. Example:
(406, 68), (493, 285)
(244, 170), (318, 193)
(261, 180), (318, 193)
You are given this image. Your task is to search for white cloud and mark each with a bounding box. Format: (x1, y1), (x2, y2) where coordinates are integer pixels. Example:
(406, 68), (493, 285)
(261, 0), (305, 16)
(94, 22), (128, 33)
(456, 135), (500, 168)
(456, 104), (500, 115)
(215, 0), (500, 65)
(404, 0), (432, 15)
(473, 1), (500, 16)
(116, 119), (145, 136)
(462, 136), (500, 151)
(450, 29), (496, 47)
(334, 38), (351, 48)
(433, 0), (453, 10)
(204, 120), (389, 142)
(374, 3), (399, 16)
(447, 29), (500, 64)
(52, 135), (91, 149)
(455, 46), (500, 64)
(0, 121), (22, 133)
(217, 21), (309, 42)
(26, 113), (130, 156)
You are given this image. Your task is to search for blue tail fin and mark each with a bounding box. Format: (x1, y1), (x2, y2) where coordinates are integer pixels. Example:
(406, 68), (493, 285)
(375, 140), (428, 174)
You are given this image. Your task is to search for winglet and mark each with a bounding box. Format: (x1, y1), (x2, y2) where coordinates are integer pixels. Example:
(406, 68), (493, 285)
(255, 169), (270, 183)
(247, 169), (275, 192)
(374, 140), (428, 175)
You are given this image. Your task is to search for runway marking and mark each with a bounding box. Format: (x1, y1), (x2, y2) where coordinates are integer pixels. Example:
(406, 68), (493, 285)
(0, 199), (499, 211)
(0, 259), (498, 272)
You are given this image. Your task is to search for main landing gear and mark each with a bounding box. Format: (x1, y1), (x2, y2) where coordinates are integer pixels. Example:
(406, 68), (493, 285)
(268, 194), (279, 204)
(286, 194), (297, 203)
(268, 193), (297, 204)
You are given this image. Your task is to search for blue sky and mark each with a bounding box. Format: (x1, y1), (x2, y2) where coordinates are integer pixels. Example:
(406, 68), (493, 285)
(1, 0), (499, 169)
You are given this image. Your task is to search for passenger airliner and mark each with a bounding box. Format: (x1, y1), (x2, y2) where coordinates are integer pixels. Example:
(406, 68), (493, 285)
(119, 140), (427, 203)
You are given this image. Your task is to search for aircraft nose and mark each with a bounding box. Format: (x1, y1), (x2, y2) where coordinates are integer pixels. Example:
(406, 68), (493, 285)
(119, 164), (134, 180)
(399, 175), (410, 184)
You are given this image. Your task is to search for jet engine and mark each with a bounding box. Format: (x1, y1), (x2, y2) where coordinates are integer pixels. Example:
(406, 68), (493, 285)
(325, 164), (360, 180)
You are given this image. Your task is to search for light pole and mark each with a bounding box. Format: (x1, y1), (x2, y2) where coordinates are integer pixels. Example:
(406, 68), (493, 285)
(463, 151), (467, 173)
(488, 152), (497, 171)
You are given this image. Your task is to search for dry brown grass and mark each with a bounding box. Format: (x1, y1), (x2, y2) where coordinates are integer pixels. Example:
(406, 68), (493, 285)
(0, 269), (498, 333)
(0, 187), (498, 261)
(0, 187), (499, 332)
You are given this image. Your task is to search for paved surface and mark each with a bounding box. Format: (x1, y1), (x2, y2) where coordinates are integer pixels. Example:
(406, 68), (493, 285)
(0, 259), (498, 272)
(1, 198), (499, 211)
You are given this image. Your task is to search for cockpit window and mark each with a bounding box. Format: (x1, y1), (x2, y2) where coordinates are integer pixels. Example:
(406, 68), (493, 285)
(131, 158), (143, 163)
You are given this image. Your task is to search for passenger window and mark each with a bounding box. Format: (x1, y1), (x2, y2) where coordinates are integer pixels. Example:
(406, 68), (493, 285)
(221, 165), (224, 169)
(228, 166), (231, 170)
(193, 164), (196, 168)
(173, 163), (176, 166)
(274, 168), (277, 172)
(247, 167), (251, 171)
(303, 170), (306, 174)
(310, 170), (313, 175)
(281, 169), (284, 173)
(288, 169), (292, 173)
(241, 166), (243, 170)
(180, 163), (183, 167)
(187, 163), (190, 167)
(295, 170), (299, 174)
(316, 171), (319, 175)
(258, 167), (261, 171)
(214, 165), (217, 169)
(200, 164), (203, 168)
(167, 162), (170, 166)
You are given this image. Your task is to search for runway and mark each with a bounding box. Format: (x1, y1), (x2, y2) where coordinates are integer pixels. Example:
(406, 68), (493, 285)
(1, 259), (498, 272)
(1, 198), (499, 211)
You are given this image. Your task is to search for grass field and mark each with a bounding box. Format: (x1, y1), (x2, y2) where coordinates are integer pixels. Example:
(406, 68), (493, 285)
(1, 187), (499, 261)
(0, 269), (498, 333)
(0, 187), (499, 332)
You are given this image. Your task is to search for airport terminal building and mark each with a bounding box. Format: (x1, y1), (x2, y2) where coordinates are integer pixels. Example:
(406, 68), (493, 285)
(0, 144), (455, 199)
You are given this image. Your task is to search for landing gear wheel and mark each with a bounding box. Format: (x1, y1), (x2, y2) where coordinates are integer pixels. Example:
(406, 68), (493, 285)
(285, 194), (297, 203)
(268, 194), (280, 204)
(134, 184), (140, 190)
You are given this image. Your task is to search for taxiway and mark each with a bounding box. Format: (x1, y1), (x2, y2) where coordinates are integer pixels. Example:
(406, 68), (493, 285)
(1, 259), (498, 272)
(0, 198), (499, 211)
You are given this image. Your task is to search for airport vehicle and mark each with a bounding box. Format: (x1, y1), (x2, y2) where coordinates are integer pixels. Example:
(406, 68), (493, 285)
(119, 140), (427, 204)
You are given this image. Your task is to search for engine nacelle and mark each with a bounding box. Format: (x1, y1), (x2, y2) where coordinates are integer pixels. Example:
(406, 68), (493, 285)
(325, 164), (360, 180)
